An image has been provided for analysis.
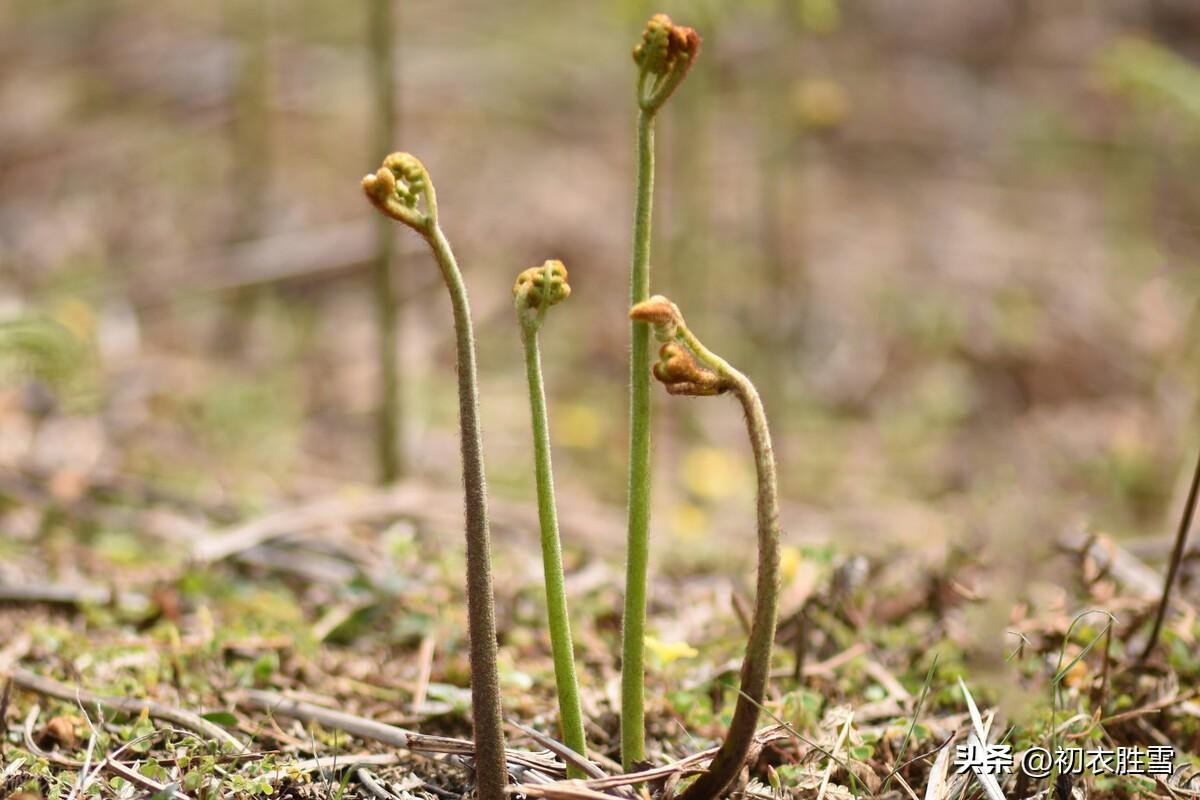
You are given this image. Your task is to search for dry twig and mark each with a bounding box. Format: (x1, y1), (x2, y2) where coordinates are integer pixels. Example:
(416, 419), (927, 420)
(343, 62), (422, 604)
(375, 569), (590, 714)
(8, 668), (241, 750)
(236, 689), (566, 776)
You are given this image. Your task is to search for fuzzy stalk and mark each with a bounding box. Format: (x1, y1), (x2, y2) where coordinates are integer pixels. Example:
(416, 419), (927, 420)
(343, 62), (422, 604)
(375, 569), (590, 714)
(678, 356), (780, 800)
(369, 0), (402, 482)
(621, 15), (701, 770)
(515, 264), (588, 775)
(522, 329), (588, 770)
(362, 154), (506, 800)
(630, 297), (781, 800)
(428, 224), (506, 800)
(621, 108), (655, 771)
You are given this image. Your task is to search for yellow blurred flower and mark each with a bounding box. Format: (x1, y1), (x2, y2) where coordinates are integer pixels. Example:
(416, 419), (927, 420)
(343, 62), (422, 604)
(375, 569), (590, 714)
(780, 545), (804, 584)
(555, 403), (603, 450)
(645, 635), (698, 666)
(681, 446), (745, 501)
(792, 78), (850, 131)
(54, 297), (96, 343)
(670, 502), (709, 540)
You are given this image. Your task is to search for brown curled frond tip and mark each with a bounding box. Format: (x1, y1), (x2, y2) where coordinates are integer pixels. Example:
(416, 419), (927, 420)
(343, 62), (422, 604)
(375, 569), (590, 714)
(633, 14), (701, 112)
(653, 342), (726, 396)
(629, 295), (678, 326)
(633, 14), (700, 77)
(514, 260), (571, 310)
(362, 151), (433, 229)
(629, 294), (681, 342)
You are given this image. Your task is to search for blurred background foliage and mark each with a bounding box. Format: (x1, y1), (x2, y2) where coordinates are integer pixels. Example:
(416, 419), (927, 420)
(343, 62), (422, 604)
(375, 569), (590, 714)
(3, 0), (1200, 569)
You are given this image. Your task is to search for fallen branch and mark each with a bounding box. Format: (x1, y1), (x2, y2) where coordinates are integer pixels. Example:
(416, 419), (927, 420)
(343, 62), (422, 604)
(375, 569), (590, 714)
(1057, 530), (1163, 600)
(236, 688), (423, 750)
(512, 783), (626, 800)
(193, 485), (428, 562)
(22, 703), (202, 800)
(355, 766), (400, 800)
(0, 584), (150, 614)
(8, 668), (241, 751)
(236, 689), (564, 777)
(507, 721), (607, 781)
(191, 483), (624, 564)
(515, 726), (790, 796)
(288, 753), (405, 774)
(104, 756), (194, 800)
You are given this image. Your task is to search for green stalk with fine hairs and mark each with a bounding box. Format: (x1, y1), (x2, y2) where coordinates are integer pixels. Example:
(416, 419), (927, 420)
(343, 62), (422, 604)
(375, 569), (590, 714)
(362, 154), (506, 800)
(630, 297), (782, 800)
(621, 14), (701, 770)
(513, 261), (588, 777)
(621, 103), (654, 774)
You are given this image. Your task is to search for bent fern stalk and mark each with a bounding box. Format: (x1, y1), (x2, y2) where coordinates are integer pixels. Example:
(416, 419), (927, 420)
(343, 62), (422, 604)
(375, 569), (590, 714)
(622, 13), (701, 770)
(362, 154), (507, 800)
(513, 261), (588, 775)
(630, 296), (782, 800)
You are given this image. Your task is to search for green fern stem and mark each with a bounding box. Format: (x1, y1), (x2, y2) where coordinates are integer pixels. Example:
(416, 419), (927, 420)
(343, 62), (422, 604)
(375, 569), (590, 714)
(519, 323), (588, 775)
(621, 108), (655, 772)
(514, 261), (588, 776)
(622, 13), (701, 769)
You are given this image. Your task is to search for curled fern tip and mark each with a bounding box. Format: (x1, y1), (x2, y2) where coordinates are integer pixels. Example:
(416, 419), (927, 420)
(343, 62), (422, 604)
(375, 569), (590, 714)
(653, 342), (725, 396)
(514, 260), (571, 310)
(362, 151), (436, 230)
(633, 13), (701, 113)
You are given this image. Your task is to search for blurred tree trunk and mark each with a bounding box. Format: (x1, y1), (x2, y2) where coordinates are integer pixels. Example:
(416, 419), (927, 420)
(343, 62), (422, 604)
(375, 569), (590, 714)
(370, 0), (403, 482)
(758, 134), (793, 452)
(215, 0), (272, 352)
(755, 10), (809, 467)
(229, 0), (269, 248)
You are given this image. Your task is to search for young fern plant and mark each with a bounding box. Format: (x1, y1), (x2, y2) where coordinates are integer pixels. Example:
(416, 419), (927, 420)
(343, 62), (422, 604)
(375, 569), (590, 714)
(630, 296), (782, 800)
(362, 153), (507, 800)
(622, 13), (701, 770)
(513, 260), (588, 775)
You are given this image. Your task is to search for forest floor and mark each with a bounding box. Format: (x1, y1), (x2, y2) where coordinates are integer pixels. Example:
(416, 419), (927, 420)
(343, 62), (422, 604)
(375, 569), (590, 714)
(2, 466), (1199, 800)
(5, 2), (1200, 798)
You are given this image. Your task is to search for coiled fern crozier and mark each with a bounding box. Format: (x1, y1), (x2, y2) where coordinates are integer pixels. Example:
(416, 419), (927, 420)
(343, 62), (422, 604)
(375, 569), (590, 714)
(630, 296), (782, 800)
(363, 154), (507, 800)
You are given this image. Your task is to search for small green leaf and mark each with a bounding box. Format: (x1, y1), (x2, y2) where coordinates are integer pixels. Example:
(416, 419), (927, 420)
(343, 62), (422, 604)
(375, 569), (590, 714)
(849, 744), (874, 760)
(201, 711), (239, 727)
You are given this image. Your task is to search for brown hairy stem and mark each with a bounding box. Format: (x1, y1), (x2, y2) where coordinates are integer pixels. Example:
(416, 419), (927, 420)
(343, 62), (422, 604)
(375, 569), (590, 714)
(680, 371), (781, 800)
(630, 297), (781, 800)
(362, 155), (507, 800)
